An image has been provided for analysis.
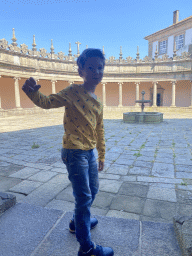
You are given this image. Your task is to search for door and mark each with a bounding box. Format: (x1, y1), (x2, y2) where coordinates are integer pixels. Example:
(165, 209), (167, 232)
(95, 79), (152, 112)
(157, 93), (161, 106)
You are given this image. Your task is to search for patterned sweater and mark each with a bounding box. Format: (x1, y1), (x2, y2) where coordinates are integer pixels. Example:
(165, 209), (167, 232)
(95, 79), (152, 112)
(26, 83), (105, 162)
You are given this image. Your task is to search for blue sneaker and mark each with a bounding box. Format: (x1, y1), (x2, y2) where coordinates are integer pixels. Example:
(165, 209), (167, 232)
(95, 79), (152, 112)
(78, 242), (114, 256)
(69, 217), (98, 233)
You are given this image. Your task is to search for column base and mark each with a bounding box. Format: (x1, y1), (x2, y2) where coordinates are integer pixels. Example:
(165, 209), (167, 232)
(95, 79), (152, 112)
(189, 106), (192, 108)
(170, 105), (176, 108)
(118, 105), (123, 108)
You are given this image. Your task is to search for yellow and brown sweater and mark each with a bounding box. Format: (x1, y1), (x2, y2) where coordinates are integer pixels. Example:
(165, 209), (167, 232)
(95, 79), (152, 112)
(26, 83), (105, 162)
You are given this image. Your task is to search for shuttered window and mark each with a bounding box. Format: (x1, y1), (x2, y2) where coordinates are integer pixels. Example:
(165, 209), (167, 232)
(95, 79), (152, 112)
(175, 34), (184, 50)
(159, 40), (168, 55)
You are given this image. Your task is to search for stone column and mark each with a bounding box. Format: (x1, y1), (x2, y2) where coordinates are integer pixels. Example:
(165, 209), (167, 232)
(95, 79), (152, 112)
(152, 81), (158, 107)
(118, 82), (123, 107)
(102, 83), (107, 107)
(0, 75), (1, 109)
(171, 81), (176, 107)
(51, 80), (57, 94)
(14, 77), (21, 108)
(135, 82), (140, 106)
(190, 81), (192, 108)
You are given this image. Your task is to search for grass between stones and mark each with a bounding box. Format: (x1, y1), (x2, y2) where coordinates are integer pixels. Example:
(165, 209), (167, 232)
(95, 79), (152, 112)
(134, 152), (142, 157)
(31, 142), (40, 149)
(180, 179), (188, 186)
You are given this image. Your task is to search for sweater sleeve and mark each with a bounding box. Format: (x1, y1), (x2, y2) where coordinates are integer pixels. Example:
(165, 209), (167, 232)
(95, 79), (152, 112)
(96, 109), (105, 162)
(25, 87), (72, 109)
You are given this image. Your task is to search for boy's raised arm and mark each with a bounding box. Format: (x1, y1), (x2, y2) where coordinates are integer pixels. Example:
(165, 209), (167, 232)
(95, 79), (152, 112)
(22, 77), (70, 109)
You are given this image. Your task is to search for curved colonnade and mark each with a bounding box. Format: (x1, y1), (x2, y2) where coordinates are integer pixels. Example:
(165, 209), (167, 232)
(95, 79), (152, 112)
(0, 39), (192, 117)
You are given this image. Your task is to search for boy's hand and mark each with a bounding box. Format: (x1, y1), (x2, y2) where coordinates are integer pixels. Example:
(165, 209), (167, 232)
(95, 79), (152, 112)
(98, 161), (104, 172)
(22, 77), (41, 94)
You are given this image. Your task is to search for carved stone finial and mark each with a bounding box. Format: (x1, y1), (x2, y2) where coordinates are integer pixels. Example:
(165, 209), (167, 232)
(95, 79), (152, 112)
(119, 46), (123, 60)
(173, 41), (177, 58)
(86, 45), (88, 49)
(155, 45), (158, 60)
(75, 41), (81, 56)
(102, 46), (105, 56)
(11, 28), (17, 46)
(32, 35), (37, 51)
(50, 39), (54, 54)
(68, 42), (72, 56)
(136, 46), (140, 60)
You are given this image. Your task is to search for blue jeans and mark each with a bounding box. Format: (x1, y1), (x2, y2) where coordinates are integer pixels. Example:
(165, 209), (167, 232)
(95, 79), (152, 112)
(61, 148), (99, 248)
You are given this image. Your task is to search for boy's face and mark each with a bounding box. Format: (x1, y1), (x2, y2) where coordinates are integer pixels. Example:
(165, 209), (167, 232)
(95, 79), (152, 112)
(79, 57), (105, 87)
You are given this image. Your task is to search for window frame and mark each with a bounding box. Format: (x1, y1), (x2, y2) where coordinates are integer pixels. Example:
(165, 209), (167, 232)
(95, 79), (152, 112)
(174, 33), (185, 51)
(158, 39), (168, 55)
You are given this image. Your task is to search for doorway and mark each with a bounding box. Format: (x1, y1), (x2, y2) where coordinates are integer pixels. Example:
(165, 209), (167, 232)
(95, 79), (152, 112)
(157, 93), (161, 106)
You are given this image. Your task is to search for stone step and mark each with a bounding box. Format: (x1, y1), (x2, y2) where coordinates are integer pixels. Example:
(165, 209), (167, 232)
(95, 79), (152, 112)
(0, 192), (16, 215)
(0, 203), (181, 256)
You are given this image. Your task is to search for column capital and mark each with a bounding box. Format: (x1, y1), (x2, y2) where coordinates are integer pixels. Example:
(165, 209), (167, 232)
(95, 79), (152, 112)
(51, 80), (57, 83)
(171, 80), (177, 84)
(101, 82), (107, 85)
(118, 82), (124, 85)
(68, 80), (74, 85)
(152, 81), (158, 84)
(135, 82), (140, 85)
(13, 77), (21, 81)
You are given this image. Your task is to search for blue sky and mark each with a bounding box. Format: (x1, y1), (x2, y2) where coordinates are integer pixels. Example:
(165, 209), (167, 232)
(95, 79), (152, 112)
(1, 0), (192, 60)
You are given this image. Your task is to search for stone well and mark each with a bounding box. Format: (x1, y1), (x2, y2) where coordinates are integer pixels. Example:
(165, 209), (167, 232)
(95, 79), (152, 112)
(123, 112), (163, 124)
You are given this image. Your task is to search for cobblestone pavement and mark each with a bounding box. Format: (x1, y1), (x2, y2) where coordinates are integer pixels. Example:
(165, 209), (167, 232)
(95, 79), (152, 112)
(0, 110), (192, 223)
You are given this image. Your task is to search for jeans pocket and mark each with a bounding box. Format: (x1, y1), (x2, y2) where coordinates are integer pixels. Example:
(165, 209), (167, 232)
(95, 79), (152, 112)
(61, 148), (68, 165)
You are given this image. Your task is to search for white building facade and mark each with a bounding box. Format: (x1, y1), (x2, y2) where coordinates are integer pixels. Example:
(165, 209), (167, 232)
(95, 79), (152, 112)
(145, 11), (192, 59)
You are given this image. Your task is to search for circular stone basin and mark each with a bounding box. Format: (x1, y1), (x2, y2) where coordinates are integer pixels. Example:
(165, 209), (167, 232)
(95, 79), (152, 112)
(123, 112), (163, 124)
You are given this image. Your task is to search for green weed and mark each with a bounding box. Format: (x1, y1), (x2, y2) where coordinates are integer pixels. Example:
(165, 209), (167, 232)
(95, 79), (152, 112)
(32, 142), (40, 149)
(134, 153), (142, 157)
(180, 179), (188, 186)
(140, 143), (145, 149)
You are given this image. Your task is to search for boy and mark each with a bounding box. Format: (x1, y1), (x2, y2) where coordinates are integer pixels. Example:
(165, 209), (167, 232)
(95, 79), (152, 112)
(22, 48), (114, 256)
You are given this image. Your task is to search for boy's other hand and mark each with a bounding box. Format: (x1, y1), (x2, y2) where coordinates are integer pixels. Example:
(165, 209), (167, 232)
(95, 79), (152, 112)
(22, 77), (41, 94)
(98, 161), (104, 172)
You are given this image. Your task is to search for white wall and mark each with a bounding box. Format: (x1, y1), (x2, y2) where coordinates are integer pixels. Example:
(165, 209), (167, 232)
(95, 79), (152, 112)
(167, 35), (174, 57)
(185, 28), (192, 45)
(152, 41), (158, 59)
(150, 27), (192, 59)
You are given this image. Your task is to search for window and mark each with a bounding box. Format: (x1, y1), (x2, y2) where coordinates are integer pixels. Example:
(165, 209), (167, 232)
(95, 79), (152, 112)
(159, 40), (167, 55)
(175, 34), (184, 50)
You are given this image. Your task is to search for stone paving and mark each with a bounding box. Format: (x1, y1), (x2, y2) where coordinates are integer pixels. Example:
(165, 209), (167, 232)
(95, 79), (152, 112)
(1, 110), (192, 224)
